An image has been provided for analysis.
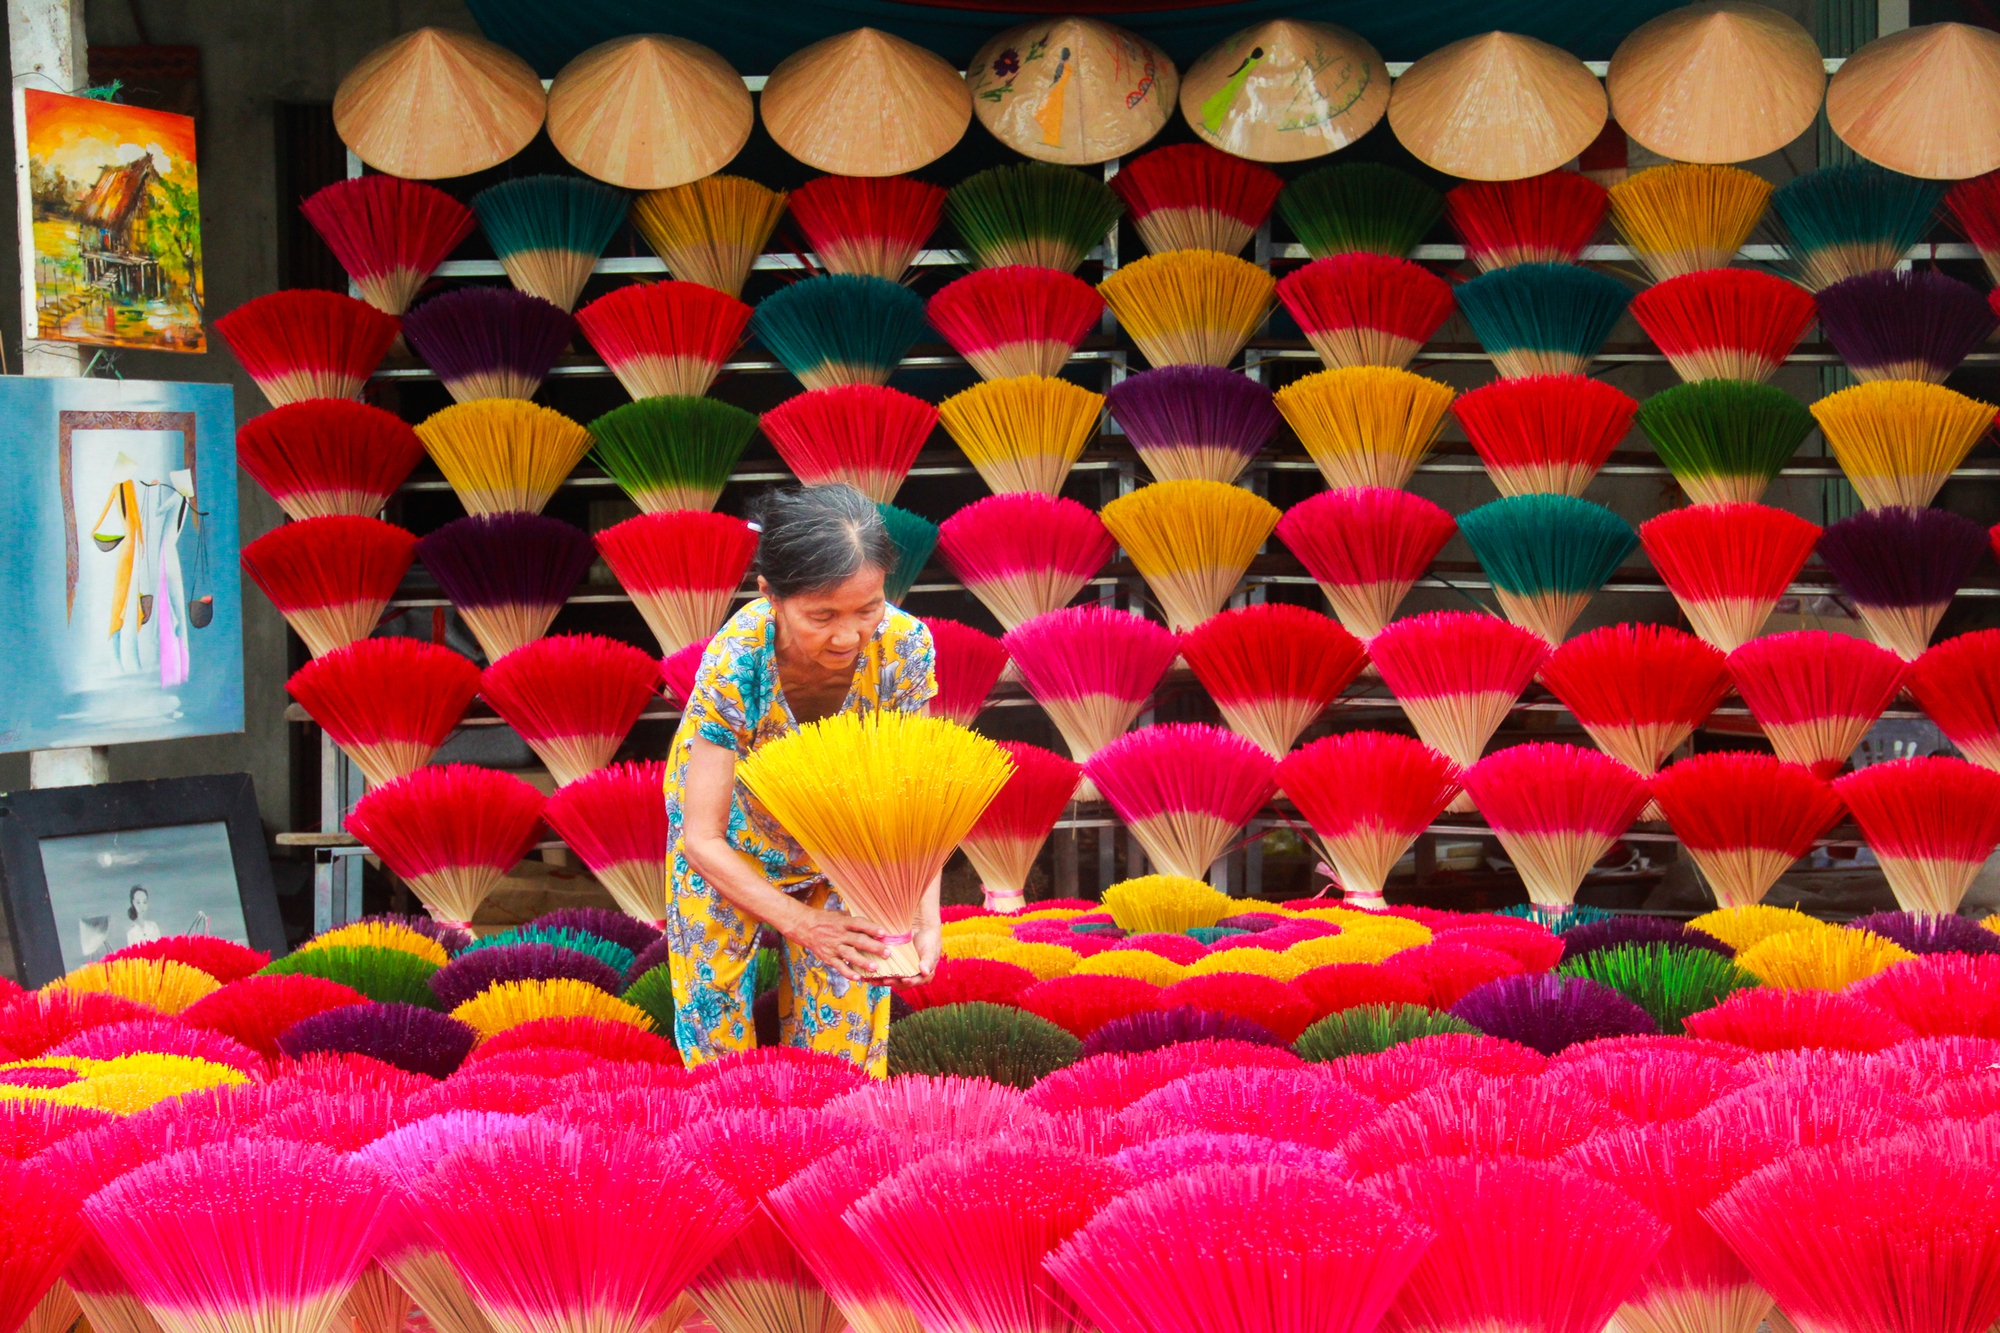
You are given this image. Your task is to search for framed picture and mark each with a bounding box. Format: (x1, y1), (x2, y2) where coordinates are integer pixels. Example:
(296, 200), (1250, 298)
(0, 375), (240, 753)
(15, 88), (204, 351)
(0, 773), (283, 987)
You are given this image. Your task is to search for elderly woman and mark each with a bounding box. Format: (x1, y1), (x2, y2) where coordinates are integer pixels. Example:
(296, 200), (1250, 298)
(663, 484), (939, 1074)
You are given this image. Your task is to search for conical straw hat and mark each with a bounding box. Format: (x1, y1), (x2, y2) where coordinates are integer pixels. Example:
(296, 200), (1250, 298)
(1180, 20), (1390, 162)
(967, 17), (1179, 165)
(334, 27), (545, 180)
(761, 28), (971, 176)
(547, 35), (753, 189)
(1827, 22), (2000, 180)
(1388, 31), (1607, 181)
(1608, 2), (1824, 164)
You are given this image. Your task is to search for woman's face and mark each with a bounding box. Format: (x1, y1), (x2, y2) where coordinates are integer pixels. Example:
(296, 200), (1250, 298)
(764, 566), (887, 674)
(131, 888), (148, 913)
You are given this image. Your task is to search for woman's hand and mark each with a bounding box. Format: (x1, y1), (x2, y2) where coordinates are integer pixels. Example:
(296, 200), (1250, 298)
(906, 919), (942, 986)
(781, 904), (889, 983)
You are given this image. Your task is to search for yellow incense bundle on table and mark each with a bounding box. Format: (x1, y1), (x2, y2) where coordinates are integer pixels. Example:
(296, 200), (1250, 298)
(736, 712), (1014, 979)
(415, 399), (594, 516)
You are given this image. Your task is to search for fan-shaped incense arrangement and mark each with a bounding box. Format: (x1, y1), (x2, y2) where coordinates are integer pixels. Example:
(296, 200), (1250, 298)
(1098, 479), (1282, 632)
(877, 503), (939, 604)
(1539, 622), (1730, 790)
(1275, 366), (1455, 491)
(1278, 732), (1464, 908)
(927, 618), (1007, 727)
(1105, 364), (1280, 485)
(1768, 163), (1947, 291)
(1387, 31), (1608, 181)
(1815, 269), (1999, 384)
(1607, 2), (1826, 164)
(544, 34), (753, 190)
(573, 280), (753, 401)
(470, 175), (630, 313)
(235, 399), (424, 521)
(1452, 374), (1639, 497)
(1608, 164), (1772, 280)
(787, 175), (946, 282)
(333, 27), (546, 180)
(416, 512), (596, 662)
(287, 637), (480, 787)
(215, 290), (399, 408)
(594, 510), (758, 655)
(1002, 605), (1181, 774)
(415, 399), (594, 516)
(300, 175), (474, 317)
(1456, 493), (1639, 644)
(345, 764), (546, 928)
(1276, 254), (1456, 372)
(1051, 1163), (1430, 1333)
(1454, 263), (1633, 379)
(1110, 143), (1284, 256)
(937, 493), (1113, 630)
(1826, 22), (2000, 180)
(753, 274), (930, 391)
(1275, 487), (1456, 640)
(402, 287), (575, 404)
(241, 516), (417, 659)
(540, 761), (669, 926)
(738, 712), (1012, 978)
(1816, 505), (1989, 661)
(1181, 602), (1367, 756)
(1835, 757), (2000, 915)
(927, 267), (1102, 381)
(763, 27), (972, 176)
(1949, 172), (2000, 284)
(1447, 171), (1610, 271)
(1464, 742), (1650, 908)
(962, 741), (1083, 914)
(480, 634), (659, 785)
(1727, 630), (1909, 778)
(1635, 379), (1815, 506)
(1182, 19), (1391, 161)
(1810, 380), (1997, 511)
(1279, 163), (1443, 259)
(1098, 251), (1276, 369)
(588, 395), (757, 514)
(1651, 753), (1844, 908)
(630, 174), (788, 298)
(1085, 723), (1277, 881)
(1627, 269), (1817, 384)
(760, 385), (937, 504)
(937, 375), (1103, 497)
(1910, 629), (2000, 770)
(947, 162), (1125, 273)
(966, 17), (1178, 165)
(1366, 611), (1551, 810)
(1639, 503), (1822, 652)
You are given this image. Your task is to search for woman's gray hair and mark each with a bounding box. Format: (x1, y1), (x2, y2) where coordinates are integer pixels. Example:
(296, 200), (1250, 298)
(749, 484), (898, 599)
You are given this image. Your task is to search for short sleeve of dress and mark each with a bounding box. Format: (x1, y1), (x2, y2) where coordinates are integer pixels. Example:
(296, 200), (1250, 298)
(681, 620), (768, 754)
(881, 610), (938, 715)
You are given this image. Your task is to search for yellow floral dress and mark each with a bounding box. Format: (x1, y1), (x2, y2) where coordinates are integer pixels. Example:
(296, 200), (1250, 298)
(663, 597), (936, 1074)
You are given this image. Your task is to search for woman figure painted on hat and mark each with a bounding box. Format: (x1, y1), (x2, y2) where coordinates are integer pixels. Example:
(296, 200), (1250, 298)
(663, 483), (938, 1075)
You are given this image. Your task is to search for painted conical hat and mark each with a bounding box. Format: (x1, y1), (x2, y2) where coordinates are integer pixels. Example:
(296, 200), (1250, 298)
(1608, 2), (1824, 164)
(967, 17), (1179, 165)
(334, 27), (545, 180)
(1180, 20), (1390, 162)
(547, 35), (753, 190)
(1388, 31), (1608, 181)
(761, 28), (971, 176)
(1828, 22), (2000, 180)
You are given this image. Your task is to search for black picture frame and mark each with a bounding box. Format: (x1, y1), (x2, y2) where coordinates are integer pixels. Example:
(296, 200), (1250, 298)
(0, 773), (284, 987)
